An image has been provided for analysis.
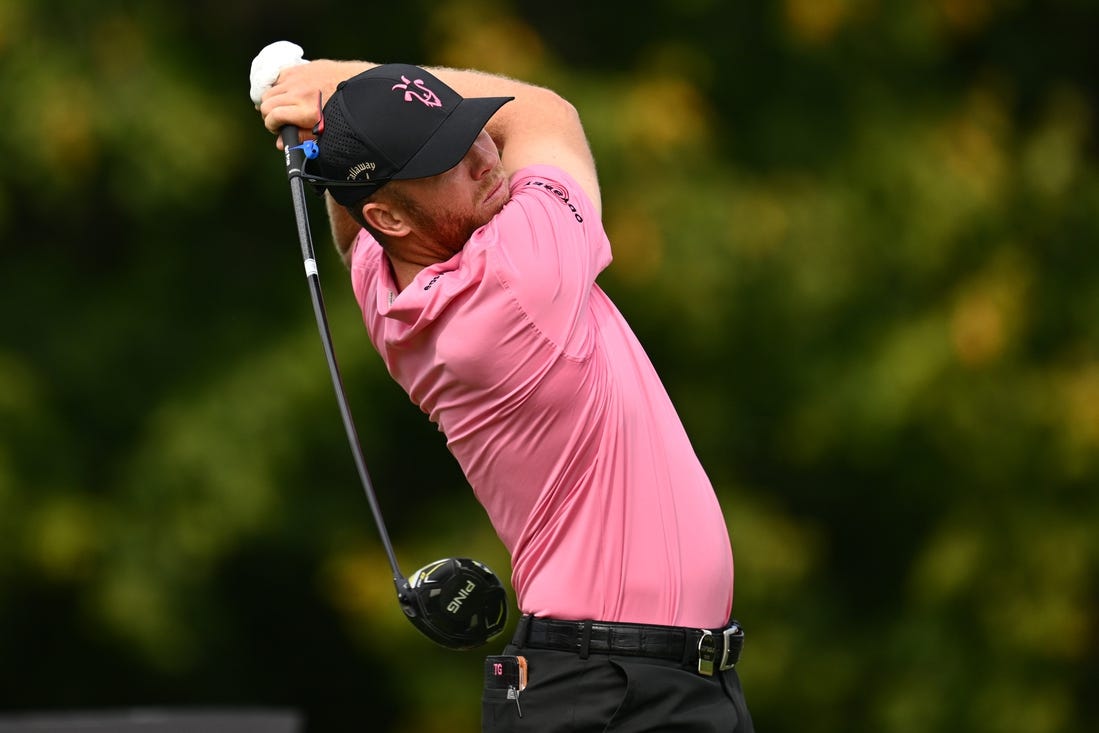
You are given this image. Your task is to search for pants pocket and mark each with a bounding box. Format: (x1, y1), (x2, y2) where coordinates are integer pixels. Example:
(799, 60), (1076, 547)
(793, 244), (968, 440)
(482, 648), (630, 733)
(604, 658), (740, 733)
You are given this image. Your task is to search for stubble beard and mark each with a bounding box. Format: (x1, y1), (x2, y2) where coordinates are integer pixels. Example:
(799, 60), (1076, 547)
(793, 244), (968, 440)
(417, 176), (509, 257)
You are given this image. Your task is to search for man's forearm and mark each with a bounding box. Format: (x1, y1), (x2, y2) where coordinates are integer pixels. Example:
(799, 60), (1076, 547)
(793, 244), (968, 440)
(412, 66), (599, 209)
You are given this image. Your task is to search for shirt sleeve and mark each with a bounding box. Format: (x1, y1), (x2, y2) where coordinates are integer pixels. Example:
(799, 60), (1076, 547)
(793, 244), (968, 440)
(476, 165), (613, 356)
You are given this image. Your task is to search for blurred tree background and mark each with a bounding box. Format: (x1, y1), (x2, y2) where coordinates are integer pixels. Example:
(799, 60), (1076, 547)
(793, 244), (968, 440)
(1, 0), (1097, 731)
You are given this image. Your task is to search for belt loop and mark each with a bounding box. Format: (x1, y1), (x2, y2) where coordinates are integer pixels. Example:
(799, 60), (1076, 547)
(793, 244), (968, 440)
(514, 615), (532, 647)
(578, 620), (592, 660)
(680, 630), (695, 668)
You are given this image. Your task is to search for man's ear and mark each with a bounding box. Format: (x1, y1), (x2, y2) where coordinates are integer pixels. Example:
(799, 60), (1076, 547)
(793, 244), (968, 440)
(361, 201), (411, 238)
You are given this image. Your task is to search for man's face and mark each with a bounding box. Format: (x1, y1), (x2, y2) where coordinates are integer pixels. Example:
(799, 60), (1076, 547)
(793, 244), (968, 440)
(391, 130), (510, 256)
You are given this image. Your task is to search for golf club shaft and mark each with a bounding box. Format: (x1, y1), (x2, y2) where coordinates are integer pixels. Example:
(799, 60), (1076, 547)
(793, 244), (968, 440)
(280, 127), (407, 586)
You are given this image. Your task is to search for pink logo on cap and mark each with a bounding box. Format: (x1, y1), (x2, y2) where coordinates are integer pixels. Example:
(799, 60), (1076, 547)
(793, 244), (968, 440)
(392, 76), (442, 107)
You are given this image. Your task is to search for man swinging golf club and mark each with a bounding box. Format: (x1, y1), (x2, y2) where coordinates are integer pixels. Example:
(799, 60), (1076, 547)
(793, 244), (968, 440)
(255, 45), (754, 732)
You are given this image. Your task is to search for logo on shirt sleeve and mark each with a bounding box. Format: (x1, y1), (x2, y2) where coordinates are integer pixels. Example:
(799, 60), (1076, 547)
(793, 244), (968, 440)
(524, 179), (584, 223)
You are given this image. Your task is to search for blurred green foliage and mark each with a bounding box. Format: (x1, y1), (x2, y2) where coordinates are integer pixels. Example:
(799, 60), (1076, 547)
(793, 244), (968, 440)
(1, 0), (1097, 731)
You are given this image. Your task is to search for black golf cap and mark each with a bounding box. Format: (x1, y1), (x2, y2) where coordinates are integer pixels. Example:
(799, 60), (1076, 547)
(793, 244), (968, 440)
(304, 64), (513, 205)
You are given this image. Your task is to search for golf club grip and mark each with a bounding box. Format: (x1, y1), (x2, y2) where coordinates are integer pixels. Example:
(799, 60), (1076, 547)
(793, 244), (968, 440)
(280, 125), (299, 152)
(279, 125), (316, 268)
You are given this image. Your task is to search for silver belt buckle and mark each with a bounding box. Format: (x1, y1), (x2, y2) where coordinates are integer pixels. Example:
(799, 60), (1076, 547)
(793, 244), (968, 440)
(719, 623), (742, 671)
(697, 629), (716, 676)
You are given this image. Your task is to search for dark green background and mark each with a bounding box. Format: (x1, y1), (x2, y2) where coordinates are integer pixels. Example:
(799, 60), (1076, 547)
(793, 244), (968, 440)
(2, 1), (1097, 731)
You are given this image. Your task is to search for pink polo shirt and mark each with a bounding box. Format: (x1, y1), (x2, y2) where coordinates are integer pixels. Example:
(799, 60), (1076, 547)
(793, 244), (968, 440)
(350, 165), (733, 628)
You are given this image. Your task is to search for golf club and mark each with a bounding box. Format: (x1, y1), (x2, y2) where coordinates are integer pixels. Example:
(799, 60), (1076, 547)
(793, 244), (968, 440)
(250, 41), (508, 650)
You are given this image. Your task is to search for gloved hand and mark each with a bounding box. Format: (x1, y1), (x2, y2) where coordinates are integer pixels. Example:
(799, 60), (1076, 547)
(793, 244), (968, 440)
(249, 40), (307, 107)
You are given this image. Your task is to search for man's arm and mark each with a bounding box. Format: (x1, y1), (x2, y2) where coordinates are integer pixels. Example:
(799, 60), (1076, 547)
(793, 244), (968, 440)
(260, 60), (601, 213)
(421, 69), (601, 215)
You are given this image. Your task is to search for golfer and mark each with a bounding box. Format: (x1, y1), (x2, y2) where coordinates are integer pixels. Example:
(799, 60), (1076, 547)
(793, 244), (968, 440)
(258, 58), (754, 732)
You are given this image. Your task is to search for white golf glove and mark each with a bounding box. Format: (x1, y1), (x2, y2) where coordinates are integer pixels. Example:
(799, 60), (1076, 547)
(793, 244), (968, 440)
(249, 40), (308, 107)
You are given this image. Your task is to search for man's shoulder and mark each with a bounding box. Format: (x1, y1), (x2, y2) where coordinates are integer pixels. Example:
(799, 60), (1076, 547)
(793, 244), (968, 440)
(509, 164), (576, 194)
(506, 165), (592, 225)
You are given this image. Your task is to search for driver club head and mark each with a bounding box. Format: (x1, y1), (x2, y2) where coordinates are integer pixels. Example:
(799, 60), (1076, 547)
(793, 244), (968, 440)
(398, 557), (508, 650)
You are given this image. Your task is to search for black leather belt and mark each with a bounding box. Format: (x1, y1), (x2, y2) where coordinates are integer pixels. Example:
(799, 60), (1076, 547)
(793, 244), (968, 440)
(516, 616), (744, 676)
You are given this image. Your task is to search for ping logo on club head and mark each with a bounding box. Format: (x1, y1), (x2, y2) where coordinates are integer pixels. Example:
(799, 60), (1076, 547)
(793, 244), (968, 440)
(392, 76), (442, 107)
(446, 580), (478, 614)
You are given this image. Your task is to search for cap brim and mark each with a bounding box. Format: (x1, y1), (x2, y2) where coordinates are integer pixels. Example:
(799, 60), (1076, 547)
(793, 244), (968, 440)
(394, 96), (513, 181)
(298, 170), (382, 205)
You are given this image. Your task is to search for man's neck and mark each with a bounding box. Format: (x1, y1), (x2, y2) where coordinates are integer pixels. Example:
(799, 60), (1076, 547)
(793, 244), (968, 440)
(385, 254), (424, 292)
(385, 233), (465, 291)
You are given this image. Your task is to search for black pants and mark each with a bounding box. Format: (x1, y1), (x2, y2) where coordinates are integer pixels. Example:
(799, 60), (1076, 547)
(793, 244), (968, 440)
(482, 642), (754, 732)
